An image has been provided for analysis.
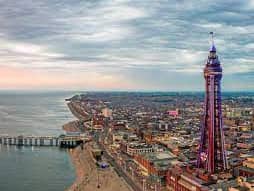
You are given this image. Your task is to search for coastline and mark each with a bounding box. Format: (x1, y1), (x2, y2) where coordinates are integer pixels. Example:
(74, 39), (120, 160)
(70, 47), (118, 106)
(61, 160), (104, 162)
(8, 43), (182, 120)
(64, 99), (132, 191)
(63, 120), (82, 132)
(66, 146), (88, 191)
(64, 101), (87, 191)
(66, 143), (132, 191)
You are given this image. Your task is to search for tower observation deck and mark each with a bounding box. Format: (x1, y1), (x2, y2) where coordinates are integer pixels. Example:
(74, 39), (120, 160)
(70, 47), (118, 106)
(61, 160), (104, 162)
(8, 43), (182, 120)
(197, 32), (228, 174)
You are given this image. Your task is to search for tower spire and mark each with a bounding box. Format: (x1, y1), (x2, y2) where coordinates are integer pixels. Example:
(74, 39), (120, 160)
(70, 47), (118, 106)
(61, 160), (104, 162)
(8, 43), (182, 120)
(209, 32), (216, 52)
(210, 31), (214, 45)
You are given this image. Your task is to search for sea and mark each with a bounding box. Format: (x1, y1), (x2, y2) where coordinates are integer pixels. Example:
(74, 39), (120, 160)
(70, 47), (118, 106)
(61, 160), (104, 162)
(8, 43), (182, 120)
(0, 91), (76, 191)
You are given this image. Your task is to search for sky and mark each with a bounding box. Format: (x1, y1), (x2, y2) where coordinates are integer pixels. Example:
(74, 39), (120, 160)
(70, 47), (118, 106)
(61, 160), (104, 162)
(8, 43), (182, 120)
(0, 0), (253, 91)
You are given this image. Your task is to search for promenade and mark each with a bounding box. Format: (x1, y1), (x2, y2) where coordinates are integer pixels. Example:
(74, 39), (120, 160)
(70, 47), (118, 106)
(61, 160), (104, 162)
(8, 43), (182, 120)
(66, 142), (132, 191)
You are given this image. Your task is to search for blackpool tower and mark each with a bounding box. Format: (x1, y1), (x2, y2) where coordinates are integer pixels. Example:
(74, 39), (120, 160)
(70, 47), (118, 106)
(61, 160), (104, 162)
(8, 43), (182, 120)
(197, 33), (228, 174)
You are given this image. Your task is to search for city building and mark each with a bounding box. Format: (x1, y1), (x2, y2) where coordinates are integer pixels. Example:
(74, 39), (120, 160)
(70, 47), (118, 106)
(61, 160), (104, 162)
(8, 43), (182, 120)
(102, 108), (113, 118)
(91, 114), (105, 130)
(168, 110), (179, 118)
(166, 166), (210, 191)
(126, 142), (154, 156)
(134, 151), (179, 184)
(229, 177), (254, 191)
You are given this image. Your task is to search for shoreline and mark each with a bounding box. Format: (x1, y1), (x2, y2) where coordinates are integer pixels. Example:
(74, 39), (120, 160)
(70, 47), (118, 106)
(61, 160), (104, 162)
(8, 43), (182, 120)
(63, 120), (82, 132)
(66, 146), (87, 191)
(64, 100), (132, 191)
(65, 143), (95, 191)
(65, 142), (132, 191)
(63, 120), (87, 191)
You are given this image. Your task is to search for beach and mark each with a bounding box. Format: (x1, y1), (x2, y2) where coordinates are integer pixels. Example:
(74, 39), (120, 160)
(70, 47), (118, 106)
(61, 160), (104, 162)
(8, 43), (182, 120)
(64, 98), (133, 191)
(66, 142), (132, 191)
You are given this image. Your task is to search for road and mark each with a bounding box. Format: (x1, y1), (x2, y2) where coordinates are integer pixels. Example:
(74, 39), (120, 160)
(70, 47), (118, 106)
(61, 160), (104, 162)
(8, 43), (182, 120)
(94, 131), (142, 191)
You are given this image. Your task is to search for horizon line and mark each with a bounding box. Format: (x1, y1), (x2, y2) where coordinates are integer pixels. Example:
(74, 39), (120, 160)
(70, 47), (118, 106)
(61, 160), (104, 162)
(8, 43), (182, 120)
(0, 89), (253, 93)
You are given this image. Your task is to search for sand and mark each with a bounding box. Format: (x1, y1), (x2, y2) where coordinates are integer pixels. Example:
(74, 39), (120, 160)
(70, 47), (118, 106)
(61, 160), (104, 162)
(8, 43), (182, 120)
(66, 143), (132, 191)
(62, 121), (81, 132)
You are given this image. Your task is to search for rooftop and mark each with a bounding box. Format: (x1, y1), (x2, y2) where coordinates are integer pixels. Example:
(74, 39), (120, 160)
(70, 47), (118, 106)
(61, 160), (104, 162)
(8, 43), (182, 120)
(139, 151), (177, 162)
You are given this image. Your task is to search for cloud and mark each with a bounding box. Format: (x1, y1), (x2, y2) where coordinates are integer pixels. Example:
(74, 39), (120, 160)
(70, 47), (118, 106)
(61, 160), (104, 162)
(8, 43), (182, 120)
(0, 0), (253, 90)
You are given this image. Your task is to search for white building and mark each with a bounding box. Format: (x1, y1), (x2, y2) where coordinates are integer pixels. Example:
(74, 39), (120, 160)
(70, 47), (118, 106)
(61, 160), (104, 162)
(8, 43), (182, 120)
(102, 108), (113, 118)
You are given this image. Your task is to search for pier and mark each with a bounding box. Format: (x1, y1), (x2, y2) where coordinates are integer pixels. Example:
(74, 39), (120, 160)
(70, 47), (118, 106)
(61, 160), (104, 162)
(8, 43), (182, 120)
(0, 134), (89, 148)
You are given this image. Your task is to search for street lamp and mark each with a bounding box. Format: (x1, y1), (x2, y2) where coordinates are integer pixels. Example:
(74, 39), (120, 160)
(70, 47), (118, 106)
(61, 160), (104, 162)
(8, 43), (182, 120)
(124, 161), (127, 172)
(142, 179), (146, 191)
(157, 179), (161, 191)
(130, 167), (134, 180)
(97, 168), (100, 189)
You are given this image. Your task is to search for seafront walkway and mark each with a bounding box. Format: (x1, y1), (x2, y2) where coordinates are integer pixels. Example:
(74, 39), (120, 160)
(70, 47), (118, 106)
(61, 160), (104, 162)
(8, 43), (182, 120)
(67, 142), (132, 191)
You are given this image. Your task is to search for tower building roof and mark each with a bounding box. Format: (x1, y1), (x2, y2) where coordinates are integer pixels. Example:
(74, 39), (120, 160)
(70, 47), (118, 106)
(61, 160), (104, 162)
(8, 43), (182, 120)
(209, 44), (216, 52)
